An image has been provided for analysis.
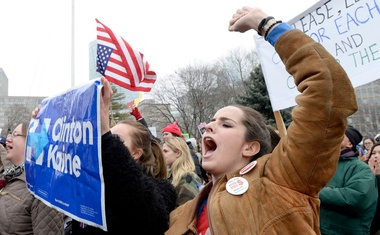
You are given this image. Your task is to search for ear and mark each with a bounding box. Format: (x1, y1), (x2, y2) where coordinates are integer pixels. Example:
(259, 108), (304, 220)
(346, 141), (353, 150)
(342, 134), (354, 150)
(131, 148), (143, 160)
(242, 141), (260, 158)
(176, 150), (182, 158)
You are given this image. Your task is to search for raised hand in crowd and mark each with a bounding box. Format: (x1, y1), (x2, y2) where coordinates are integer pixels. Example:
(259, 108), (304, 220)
(166, 6), (357, 234)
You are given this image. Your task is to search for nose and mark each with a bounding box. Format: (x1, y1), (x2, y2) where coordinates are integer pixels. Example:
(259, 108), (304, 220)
(6, 134), (12, 142)
(205, 122), (213, 133)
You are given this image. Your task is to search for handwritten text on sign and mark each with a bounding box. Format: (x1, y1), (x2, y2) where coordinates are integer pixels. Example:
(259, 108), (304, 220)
(255, 0), (380, 111)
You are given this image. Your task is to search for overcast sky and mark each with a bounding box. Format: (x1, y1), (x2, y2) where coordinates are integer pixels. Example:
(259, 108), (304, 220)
(0, 0), (319, 97)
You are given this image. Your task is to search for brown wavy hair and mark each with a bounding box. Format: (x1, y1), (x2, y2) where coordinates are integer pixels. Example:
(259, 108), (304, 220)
(117, 120), (167, 179)
(231, 105), (271, 161)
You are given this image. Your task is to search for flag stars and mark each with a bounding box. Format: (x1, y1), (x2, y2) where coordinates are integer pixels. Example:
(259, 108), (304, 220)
(96, 44), (113, 75)
(96, 19), (157, 92)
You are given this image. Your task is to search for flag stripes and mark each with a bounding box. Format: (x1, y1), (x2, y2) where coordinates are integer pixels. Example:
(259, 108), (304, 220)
(96, 19), (156, 92)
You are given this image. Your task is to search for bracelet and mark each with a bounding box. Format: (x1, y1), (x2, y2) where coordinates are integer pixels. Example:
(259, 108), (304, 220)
(264, 20), (282, 40)
(257, 16), (274, 36)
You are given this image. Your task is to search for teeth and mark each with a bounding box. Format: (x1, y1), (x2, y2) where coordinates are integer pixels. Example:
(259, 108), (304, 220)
(205, 137), (212, 142)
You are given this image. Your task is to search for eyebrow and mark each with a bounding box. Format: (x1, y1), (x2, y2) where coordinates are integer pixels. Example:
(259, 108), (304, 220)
(210, 117), (237, 124)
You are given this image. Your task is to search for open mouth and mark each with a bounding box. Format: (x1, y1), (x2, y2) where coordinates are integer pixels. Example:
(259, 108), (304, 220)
(203, 136), (217, 156)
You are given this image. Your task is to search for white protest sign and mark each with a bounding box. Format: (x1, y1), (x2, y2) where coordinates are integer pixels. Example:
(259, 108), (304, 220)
(255, 0), (380, 111)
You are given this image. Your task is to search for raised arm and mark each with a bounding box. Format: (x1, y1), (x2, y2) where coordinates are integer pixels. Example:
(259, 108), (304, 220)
(229, 7), (358, 196)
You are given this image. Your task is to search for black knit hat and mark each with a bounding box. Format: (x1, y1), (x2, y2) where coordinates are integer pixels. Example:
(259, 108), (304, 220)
(345, 125), (363, 151)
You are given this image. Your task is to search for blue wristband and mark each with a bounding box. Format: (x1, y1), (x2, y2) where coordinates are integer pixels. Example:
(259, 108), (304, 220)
(266, 23), (292, 47)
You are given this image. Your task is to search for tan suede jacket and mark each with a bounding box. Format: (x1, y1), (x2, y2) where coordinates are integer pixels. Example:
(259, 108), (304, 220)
(166, 29), (358, 235)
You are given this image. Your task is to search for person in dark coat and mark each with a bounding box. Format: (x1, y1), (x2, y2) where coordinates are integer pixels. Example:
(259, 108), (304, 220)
(70, 130), (177, 234)
(319, 125), (378, 235)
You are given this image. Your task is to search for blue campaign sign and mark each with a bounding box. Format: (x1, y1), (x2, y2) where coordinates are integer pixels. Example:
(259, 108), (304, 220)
(24, 78), (106, 231)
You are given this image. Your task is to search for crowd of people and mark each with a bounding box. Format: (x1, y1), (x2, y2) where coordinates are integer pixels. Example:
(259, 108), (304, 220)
(0, 4), (380, 235)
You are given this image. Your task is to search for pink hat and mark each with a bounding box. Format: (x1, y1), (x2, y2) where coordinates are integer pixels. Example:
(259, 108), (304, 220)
(162, 121), (182, 137)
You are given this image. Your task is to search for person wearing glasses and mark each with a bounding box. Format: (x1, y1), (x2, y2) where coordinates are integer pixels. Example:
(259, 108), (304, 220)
(358, 136), (376, 164)
(0, 121), (65, 235)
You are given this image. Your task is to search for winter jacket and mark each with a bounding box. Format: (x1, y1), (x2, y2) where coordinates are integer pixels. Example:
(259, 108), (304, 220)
(170, 172), (202, 207)
(165, 29), (358, 234)
(0, 172), (65, 235)
(186, 141), (204, 181)
(71, 131), (177, 235)
(319, 153), (378, 235)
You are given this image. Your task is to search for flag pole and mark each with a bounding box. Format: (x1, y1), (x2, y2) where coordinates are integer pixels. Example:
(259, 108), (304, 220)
(274, 110), (287, 138)
(71, 0), (75, 88)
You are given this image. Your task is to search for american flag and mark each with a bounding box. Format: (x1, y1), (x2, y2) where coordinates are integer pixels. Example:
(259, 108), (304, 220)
(96, 19), (157, 92)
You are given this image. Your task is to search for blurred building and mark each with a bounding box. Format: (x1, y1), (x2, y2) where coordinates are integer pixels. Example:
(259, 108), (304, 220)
(138, 99), (172, 140)
(0, 68), (8, 96)
(89, 40), (99, 81)
(137, 98), (186, 140)
(348, 79), (380, 138)
(0, 69), (46, 135)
